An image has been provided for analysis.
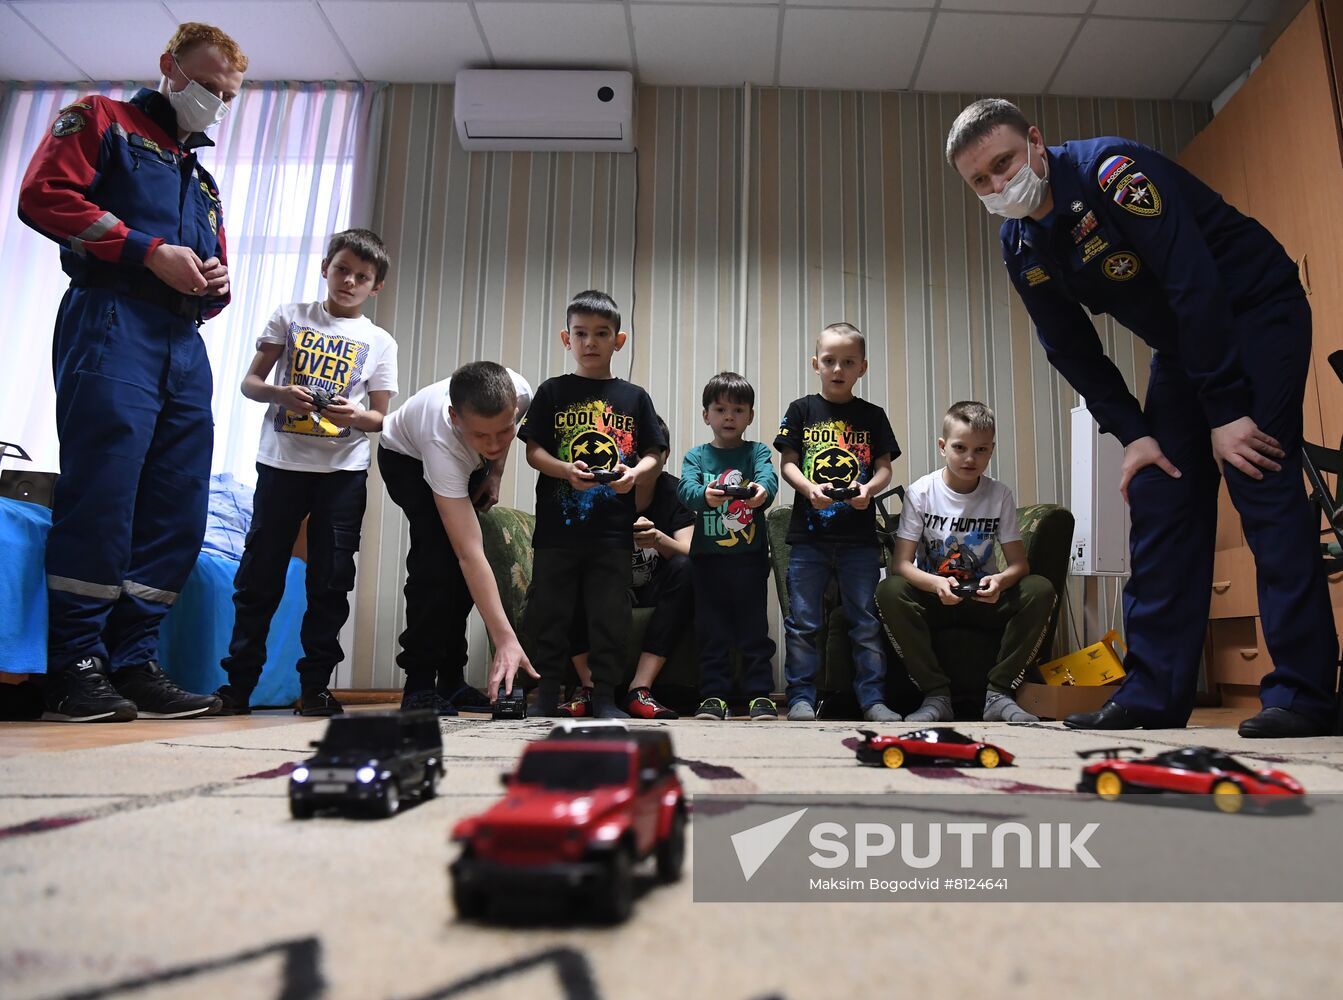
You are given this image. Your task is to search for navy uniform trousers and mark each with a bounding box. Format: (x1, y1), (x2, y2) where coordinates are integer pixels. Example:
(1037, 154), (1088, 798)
(45, 285), (212, 673)
(1118, 292), (1337, 727)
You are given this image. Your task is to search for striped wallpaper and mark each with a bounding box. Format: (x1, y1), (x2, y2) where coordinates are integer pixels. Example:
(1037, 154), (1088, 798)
(351, 83), (1211, 690)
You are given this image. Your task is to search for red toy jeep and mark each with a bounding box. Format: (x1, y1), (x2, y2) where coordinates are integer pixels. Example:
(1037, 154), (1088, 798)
(449, 729), (686, 923)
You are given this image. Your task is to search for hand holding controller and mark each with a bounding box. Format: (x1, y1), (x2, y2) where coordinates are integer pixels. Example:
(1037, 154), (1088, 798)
(823, 485), (860, 502)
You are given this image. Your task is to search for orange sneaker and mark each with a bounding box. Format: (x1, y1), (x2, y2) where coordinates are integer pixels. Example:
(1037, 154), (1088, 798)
(625, 687), (678, 720)
(559, 686), (592, 718)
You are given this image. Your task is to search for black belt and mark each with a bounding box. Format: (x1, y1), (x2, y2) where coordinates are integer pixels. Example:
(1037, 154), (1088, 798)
(72, 269), (202, 322)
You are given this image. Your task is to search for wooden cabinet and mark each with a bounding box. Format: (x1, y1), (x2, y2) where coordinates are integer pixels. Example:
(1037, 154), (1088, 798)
(1177, 0), (1343, 694)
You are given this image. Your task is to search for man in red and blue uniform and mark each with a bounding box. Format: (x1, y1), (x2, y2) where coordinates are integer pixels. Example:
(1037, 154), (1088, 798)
(948, 98), (1337, 738)
(18, 23), (248, 722)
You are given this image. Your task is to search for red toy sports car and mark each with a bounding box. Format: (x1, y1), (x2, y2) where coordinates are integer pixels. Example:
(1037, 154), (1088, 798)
(855, 728), (1013, 769)
(1076, 746), (1306, 814)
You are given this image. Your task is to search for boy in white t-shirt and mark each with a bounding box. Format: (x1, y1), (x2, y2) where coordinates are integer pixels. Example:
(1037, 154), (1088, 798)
(215, 229), (399, 716)
(887, 401), (1056, 723)
(377, 361), (538, 714)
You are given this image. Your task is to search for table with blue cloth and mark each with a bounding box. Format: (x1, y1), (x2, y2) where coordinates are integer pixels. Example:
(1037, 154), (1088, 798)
(0, 493), (306, 707)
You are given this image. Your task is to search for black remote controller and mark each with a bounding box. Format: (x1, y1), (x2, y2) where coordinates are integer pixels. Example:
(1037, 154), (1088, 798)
(492, 686), (527, 720)
(588, 468), (621, 484)
(718, 484), (754, 499)
(823, 485), (860, 501)
(307, 386), (337, 412)
(950, 579), (982, 599)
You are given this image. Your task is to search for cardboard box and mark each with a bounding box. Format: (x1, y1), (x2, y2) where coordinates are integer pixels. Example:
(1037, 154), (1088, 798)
(1015, 682), (1114, 721)
(1037, 630), (1127, 687)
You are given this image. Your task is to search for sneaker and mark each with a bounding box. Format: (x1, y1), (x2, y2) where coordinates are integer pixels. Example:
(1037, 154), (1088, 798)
(694, 697), (729, 720)
(863, 702), (902, 723)
(787, 700), (816, 721)
(748, 697), (779, 721)
(441, 683), (493, 711)
(110, 662), (220, 719)
(41, 656), (137, 723)
(626, 687), (678, 720)
(401, 688), (459, 716)
(295, 689), (344, 717)
(559, 686), (593, 718)
(214, 685), (252, 716)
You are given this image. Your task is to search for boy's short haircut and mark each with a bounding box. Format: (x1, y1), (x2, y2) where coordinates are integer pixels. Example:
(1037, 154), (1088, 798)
(165, 22), (248, 71)
(326, 228), (391, 284)
(944, 98), (1031, 167)
(702, 371), (755, 409)
(817, 322), (866, 359)
(449, 361), (517, 418)
(942, 400), (996, 438)
(565, 290), (621, 332)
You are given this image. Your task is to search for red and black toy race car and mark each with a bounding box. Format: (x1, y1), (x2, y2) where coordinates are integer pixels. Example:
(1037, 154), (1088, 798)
(854, 728), (1013, 769)
(1076, 746), (1306, 814)
(449, 728), (686, 923)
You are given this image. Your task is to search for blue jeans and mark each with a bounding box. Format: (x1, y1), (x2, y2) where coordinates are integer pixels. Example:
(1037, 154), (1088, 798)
(783, 542), (887, 709)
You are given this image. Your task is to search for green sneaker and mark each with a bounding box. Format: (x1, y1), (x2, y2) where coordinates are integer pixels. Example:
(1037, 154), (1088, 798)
(694, 697), (729, 720)
(748, 697), (778, 721)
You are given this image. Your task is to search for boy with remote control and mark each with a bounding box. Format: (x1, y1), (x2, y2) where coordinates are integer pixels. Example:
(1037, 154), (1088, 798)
(886, 401), (1056, 723)
(518, 291), (666, 718)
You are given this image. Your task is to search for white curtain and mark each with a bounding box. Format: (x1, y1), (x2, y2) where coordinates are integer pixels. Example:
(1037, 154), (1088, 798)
(0, 81), (385, 484)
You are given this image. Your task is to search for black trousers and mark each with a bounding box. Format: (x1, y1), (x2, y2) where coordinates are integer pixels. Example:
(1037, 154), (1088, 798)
(570, 553), (693, 660)
(377, 446), (473, 693)
(221, 463), (366, 693)
(525, 546), (632, 687)
(692, 553), (776, 701)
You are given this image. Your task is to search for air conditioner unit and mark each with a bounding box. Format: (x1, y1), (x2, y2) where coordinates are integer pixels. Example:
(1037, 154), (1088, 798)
(453, 70), (634, 152)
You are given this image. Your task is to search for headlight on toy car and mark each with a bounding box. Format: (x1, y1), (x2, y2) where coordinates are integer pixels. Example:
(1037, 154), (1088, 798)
(356, 766), (377, 784)
(593, 823), (623, 842)
(291, 766), (310, 784)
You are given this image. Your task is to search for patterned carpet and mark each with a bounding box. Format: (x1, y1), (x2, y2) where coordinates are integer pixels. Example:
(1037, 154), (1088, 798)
(2, 715), (1342, 999)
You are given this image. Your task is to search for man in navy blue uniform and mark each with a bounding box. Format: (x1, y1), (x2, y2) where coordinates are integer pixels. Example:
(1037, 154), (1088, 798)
(947, 98), (1336, 738)
(17, 23), (247, 722)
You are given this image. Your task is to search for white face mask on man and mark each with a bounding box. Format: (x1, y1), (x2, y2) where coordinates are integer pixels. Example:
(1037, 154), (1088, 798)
(158, 56), (229, 133)
(979, 135), (1049, 219)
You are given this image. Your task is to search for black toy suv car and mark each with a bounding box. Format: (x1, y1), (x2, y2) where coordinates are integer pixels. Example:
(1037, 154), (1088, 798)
(289, 710), (443, 819)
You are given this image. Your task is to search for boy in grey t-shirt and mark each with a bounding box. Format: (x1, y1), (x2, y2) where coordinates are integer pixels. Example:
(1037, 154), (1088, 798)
(886, 401), (1056, 723)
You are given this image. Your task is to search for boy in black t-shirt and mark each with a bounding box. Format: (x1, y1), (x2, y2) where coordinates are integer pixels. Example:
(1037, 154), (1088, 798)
(775, 323), (902, 723)
(518, 291), (667, 718)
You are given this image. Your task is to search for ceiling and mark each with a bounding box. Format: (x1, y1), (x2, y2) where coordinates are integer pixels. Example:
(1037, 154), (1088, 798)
(0, 0), (1300, 102)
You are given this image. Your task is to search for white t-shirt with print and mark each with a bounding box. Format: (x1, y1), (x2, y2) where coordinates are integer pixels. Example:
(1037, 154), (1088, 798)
(896, 471), (1022, 582)
(255, 301), (399, 473)
(379, 368), (533, 499)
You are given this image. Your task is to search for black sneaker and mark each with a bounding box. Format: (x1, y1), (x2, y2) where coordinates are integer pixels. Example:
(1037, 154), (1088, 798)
(295, 689), (344, 717)
(111, 662), (220, 719)
(41, 656), (137, 723)
(441, 683), (493, 711)
(694, 697), (729, 720)
(748, 696), (779, 721)
(214, 685), (252, 716)
(401, 688), (458, 716)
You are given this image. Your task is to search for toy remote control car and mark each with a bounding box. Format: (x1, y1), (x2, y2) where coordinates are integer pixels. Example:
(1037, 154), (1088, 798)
(854, 728), (1013, 769)
(717, 484), (755, 499)
(588, 468), (621, 484)
(491, 685), (527, 720)
(450, 729), (686, 923)
(823, 485), (860, 501)
(289, 710), (443, 819)
(547, 719), (631, 738)
(1076, 746), (1306, 814)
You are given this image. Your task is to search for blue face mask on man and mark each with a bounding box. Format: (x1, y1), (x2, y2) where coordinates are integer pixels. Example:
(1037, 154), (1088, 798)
(979, 135), (1049, 219)
(159, 55), (229, 133)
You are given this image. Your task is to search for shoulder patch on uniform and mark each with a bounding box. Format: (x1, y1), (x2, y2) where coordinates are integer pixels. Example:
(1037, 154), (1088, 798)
(59, 101), (93, 113)
(1102, 251), (1140, 281)
(1097, 154), (1133, 191)
(52, 110), (85, 137)
(1112, 171), (1161, 216)
(1022, 265), (1051, 287)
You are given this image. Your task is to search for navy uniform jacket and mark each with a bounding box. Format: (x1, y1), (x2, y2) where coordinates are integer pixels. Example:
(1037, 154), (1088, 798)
(17, 88), (230, 321)
(1002, 136), (1300, 445)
